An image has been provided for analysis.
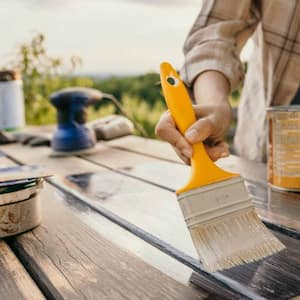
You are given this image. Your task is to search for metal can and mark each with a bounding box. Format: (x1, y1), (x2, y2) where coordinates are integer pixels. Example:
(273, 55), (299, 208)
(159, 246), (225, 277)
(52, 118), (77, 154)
(267, 106), (300, 192)
(0, 183), (42, 238)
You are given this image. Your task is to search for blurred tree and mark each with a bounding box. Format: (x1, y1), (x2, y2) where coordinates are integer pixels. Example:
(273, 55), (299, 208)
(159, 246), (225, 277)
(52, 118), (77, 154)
(2, 33), (240, 139)
(93, 73), (164, 108)
(6, 33), (93, 124)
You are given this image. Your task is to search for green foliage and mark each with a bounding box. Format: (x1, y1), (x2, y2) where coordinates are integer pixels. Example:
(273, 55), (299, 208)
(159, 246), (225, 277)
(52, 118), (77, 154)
(121, 96), (165, 138)
(88, 95), (165, 138)
(6, 33), (93, 124)
(91, 74), (166, 137)
(4, 33), (166, 138)
(229, 88), (242, 108)
(94, 73), (163, 108)
(3, 33), (241, 139)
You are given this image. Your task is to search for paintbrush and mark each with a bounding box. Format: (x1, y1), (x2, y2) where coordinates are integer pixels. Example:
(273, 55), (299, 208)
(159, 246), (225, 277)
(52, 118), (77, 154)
(159, 62), (285, 272)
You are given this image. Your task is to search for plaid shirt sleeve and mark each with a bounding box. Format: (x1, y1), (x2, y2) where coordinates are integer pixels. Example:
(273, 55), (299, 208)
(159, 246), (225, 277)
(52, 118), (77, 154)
(181, 0), (260, 92)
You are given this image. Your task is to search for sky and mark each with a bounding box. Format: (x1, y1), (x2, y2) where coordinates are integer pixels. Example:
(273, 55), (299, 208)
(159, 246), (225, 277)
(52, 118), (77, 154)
(0, 0), (252, 75)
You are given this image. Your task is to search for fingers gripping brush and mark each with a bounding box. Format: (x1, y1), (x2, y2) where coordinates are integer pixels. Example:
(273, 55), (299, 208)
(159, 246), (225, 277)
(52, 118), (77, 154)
(160, 62), (285, 272)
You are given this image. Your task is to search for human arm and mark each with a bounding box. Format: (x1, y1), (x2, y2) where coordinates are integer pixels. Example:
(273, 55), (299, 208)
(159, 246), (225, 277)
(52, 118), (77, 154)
(156, 0), (260, 164)
(156, 70), (231, 164)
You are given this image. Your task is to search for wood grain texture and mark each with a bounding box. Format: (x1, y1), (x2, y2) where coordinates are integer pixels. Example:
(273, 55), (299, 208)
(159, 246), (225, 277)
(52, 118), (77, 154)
(0, 240), (45, 300)
(3, 143), (101, 176)
(0, 155), (17, 167)
(64, 171), (300, 299)
(8, 142), (291, 300)
(1, 144), (199, 286)
(3, 140), (300, 299)
(81, 142), (300, 232)
(0, 157), (44, 299)
(106, 135), (181, 163)
(9, 184), (205, 300)
(1, 147), (210, 299)
(104, 136), (268, 184)
(2, 143), (248, 298)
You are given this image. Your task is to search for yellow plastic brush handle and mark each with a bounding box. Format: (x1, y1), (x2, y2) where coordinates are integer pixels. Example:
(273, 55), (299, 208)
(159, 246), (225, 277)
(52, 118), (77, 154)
(160, 62), (238, 194)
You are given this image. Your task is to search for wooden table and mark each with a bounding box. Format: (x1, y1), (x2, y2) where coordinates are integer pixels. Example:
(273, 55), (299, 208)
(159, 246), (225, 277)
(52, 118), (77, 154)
(0, 133), (300, 300)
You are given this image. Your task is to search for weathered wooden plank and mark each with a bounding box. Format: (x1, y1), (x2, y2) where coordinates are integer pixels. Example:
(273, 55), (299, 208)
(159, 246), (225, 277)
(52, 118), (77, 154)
(1, 144), (201, 258)
(105, 136), (269, 184)
(2, 145), (250, 298)
(2, 145), (199, 257)
(1, 144), (228, 297)
(0, 154), (17, 167)
(88, 139), (300, 299)
(2, 143), (300, 299)
(0, 240), (45, 300)
(0, 145), (197, 282)
(81, 144), (181, 191)
(9, 129), (268, 184)
(63, 171), (300, 298)
(3, 144), (101, 176)
(0, 156), (45, 300)
(8, 183), (206, 300)
(106, 135), (181, 163)
(105, 135), (267, 180)
(80, 143), (300, 233)
(115, 139), (300, 233)
(74, 141), (300, 300)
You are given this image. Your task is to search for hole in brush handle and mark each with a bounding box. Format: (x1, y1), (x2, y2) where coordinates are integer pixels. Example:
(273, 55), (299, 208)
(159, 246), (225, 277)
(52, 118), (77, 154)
(166, 76), (179, 86)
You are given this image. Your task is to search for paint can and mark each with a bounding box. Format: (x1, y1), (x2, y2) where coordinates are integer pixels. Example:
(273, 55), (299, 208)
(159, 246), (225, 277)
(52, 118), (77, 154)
(0, 70), (25, 131)
(0, 182), (42, 238)
(267, 106), (300, 192)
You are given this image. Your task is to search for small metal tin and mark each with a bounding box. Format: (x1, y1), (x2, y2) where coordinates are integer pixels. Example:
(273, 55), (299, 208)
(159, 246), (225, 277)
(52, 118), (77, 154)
(267, 105), (300, 192)
(0, 183), (42, 238)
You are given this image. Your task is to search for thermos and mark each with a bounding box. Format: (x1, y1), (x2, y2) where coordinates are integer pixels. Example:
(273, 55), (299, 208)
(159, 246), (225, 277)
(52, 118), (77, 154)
(0, 70), (25, 130)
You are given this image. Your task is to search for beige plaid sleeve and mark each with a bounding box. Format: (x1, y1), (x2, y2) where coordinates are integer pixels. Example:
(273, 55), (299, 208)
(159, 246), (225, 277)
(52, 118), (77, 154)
(181, 0), (259, 92)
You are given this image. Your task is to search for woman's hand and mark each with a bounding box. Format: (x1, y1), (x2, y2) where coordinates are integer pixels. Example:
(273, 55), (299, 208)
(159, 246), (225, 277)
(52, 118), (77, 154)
(155, 70), (232, 164)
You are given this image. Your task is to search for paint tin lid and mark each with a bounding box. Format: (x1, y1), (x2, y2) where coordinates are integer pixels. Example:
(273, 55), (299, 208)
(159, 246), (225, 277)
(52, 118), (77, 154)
(0, 165), (52, 184)
(266, 105), (300, 112)
(0, 181), (42, 206)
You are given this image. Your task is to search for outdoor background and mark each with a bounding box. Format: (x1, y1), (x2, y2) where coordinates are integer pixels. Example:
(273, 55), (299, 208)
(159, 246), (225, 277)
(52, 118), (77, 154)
(0, 0), (251, 138)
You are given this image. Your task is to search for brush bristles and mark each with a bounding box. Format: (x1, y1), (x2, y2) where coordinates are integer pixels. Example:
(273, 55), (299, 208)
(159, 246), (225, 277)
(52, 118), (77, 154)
(189, 208), (286, 272)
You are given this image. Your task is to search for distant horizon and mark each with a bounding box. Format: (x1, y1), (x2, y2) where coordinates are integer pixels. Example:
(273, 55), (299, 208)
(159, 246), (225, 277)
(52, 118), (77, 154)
(0, 0), (252, 74)
(75, 69), (164, 79)
(0, 0), (201, 74)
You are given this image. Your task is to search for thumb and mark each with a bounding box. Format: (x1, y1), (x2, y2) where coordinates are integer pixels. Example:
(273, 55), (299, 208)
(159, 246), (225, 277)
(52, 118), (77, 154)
(184, 117), (213, 144)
